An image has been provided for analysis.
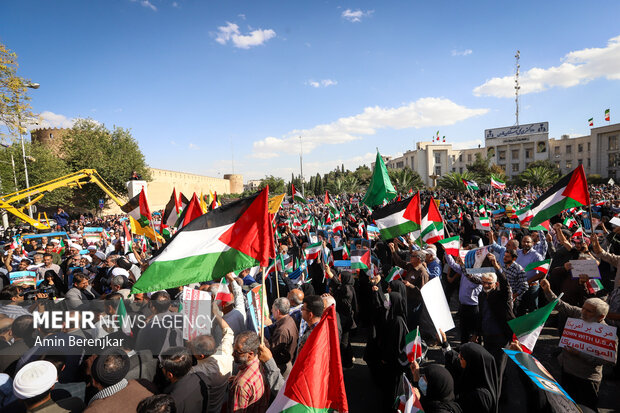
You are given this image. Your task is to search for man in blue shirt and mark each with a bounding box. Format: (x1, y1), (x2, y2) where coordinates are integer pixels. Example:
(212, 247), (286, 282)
(516, 235), (544, 314)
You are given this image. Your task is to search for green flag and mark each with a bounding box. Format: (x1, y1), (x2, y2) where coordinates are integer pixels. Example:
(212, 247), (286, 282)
(362, 151), (397, 207)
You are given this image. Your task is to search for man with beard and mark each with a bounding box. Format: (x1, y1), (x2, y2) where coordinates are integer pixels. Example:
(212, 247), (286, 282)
(229, 331), (270, 413)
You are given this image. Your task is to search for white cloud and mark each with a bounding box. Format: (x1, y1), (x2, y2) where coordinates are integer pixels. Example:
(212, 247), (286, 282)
(215, 22), (276, 49)
(32, 111), (76, 129)
(307, 79), (337, 88)
(341, 9), (373, 23)
(451, 49), (472, 57)
(188, 143), (199, 150)
(170, 140), (177, 146)
(251, 97), (488, 159)
(238, 13), (246, 20)
(130, 0), (157, 11)
(474, 35), (620, 97)
(172, 2), (179, 8)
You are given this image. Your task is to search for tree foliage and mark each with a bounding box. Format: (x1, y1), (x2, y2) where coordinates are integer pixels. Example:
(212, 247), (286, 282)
(466, 153), (504, 182)
(438, 172), (474, 192)
(515, 166), (560, 187)
(258, 175), (285, 194)
(0, 41), (35, 142)
(388, 167), (425, 192)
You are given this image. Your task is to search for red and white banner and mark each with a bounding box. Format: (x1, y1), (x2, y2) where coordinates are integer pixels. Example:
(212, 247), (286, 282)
(182, 287), (212, 341)
(559, 317), (617, 363)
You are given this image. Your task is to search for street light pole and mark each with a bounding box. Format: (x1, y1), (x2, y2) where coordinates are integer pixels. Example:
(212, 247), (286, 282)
(17, 82), (39, 219)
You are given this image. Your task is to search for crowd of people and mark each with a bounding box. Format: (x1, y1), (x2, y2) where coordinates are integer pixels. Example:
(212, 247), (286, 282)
(0, 182), (618, 412)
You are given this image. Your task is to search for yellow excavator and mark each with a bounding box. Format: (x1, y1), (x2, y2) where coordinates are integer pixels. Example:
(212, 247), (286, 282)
(0, 169), (126, 230)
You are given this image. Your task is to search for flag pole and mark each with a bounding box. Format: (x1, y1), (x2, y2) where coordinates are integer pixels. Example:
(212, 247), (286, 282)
(260, 266), (266, 345)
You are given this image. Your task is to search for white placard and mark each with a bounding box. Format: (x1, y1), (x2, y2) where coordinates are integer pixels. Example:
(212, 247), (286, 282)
(609, 217), (620, 227)
(559, 317), (617, 363)
(569, 259), (600, 279)
(182, 287), (212, 341)
(420, 277), (455, 336)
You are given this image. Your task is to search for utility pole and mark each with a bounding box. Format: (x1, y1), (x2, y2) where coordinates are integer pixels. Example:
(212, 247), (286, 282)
(299, 136), (304, 196)
(515, 50), (520, 126)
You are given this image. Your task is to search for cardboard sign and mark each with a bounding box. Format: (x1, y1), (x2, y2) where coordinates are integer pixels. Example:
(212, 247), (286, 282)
(559, 317), (617, 363)
(465, 267), (497, 276)
(248, 284), (269, 334)
(420, 277), (455, 336)
(609, 217), (620, 227)
(181, 287), (212, 341)
(569, 259), (600, 279)
(9, 271), (36, 287)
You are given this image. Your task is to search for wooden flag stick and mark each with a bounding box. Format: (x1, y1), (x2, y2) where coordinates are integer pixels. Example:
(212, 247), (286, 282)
(260, 267), (266, 345)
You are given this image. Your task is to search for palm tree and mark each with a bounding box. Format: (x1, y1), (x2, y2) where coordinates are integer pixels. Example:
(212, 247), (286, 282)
(327, 177), (346, 194)
(390, 168), (425, 192)
(342, 175), (361, 193)
(438, 172), (475, 192)
(517, 166), (559, 188)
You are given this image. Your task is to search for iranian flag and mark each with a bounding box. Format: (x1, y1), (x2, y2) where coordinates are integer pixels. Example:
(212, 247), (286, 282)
(405, 328), (422, 362)
(478, 216), (491, 228)
(586, 279), (604, 294)
(524, 259), (551, 275)
(462, 179), (479, 190)
(215, 277), (234, 303)
(589, 117), (594, 126)
(508, 295), (561, 353)
(131, 188), (274, 293)
(395, 374), (424, 413)
(342, 243), (350, 260)
(516, 206), (534, 226)
(266, 305), (348, 413)
(370, 192), (421, 240)
(386, 266), (405, 282)
(351, 249), (370, 270)
(420, 197), (444, 244)
(478, 204), (487, 216)
(117, 298), (133, 336)
(437, 236), (460, 257)
(121, 187), (152, 228)
(162, 188), (182, 228)
(304, 242), (323, 261)
(571, 226), (584, 238)
(605, 108), (610, 122)
(529, 165), (590, 228)
(292, 184), (308, 204)
(491, 175), (506, 190)
(332, 219), (344, 233)
(563, 216), (577, 229)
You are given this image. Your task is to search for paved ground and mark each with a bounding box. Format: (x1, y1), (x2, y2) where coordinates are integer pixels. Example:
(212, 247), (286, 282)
(343, 302), (619, 412)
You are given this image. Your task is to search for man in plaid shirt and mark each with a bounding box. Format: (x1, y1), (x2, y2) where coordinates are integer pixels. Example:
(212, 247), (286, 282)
(502, 250), (528, 313)
(229, 331), (270, 413)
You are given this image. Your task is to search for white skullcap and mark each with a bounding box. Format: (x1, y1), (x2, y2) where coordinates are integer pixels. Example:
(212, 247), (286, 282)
(13, 361), (57, 399)
(94, 251), (106, 261)
(81, 255), (92, 263)
(127, 253), (139, 265)
(424, 248), (437, 259)
(50, 239), (60, 244)
(87, 245), (97, 251)
(69, 243), (82, 251)
(111, 267), (130, 278)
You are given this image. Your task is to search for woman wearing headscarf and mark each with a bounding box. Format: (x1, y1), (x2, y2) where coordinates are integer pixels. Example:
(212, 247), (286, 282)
(441, 338), (499, 413)
(328, 269), (358, 368)
(412, 362), (462, 413)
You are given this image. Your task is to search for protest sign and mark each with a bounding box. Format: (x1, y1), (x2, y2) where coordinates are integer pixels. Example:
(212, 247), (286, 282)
(465, 267), (497, 276)
(559, 317), (617, 363)
(83, 227), (104, 233)
(609, 217), (620, 227)
(334, 260), (351, 269)
(503, 349), (580, 411)
(9, 271), (36, 287)
(181, 287), (212, 341)
(247, 284), (269, 334)
(420, 277), (455, 336)
(569, 260), (600, 279)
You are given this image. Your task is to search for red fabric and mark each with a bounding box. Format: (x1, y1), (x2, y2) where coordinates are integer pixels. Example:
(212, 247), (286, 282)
(139, 188), (151, 220)
(181, 193), (204, 227)
(403, 191), (421, 225)
(324, 191), (330, 204)
(426, 196), (443, 223)
(562, 164), (590, 206)
(283, 305), (348, 412)
(219, 187), (274, 267)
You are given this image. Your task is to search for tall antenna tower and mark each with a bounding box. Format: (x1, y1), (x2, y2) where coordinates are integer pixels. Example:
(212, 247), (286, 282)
(515, 50), (521, 126)
(299, 136), (304, 196)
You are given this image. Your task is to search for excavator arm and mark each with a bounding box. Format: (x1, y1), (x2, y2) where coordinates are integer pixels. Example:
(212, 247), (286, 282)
(0, 169), (126, 230)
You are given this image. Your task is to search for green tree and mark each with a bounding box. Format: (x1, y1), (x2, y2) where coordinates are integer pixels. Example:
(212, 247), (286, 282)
(342, 175), (360, 193)
(327, 177), (346, 194)
(64, 119), (151, 209)
(388, 168), (425, 192)
(438, 172), (474, 192)
(516, 166), (559, 187)
(259, 175), (285, 194)
(0, 41), (35, 142)
(353, 165), (372, 186)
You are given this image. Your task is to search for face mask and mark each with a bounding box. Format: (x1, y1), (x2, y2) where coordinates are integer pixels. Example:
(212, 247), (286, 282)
(418, 376), (428, 396)
(483, 287), (493, 293)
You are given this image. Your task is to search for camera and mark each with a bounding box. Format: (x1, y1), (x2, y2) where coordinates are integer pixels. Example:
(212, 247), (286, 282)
(20, 287), (57, 300)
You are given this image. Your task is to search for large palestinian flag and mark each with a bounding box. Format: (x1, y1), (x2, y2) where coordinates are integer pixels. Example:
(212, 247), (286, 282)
(421, 197), (444, 244)
(121, 188), (151, 228)
(370, 192), (421, 240)
(292, 184), (308, 204)
(351, 249), (370, 270)
(131, 188), (274, 293)
(266, 305), (348, 413)
(529, 165), (590, 227)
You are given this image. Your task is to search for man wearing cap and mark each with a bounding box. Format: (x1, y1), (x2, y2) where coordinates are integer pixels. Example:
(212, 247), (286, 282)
(423, 247), (442, 280)
(84, 348), (153, 413)
(10, 360), (84, 412)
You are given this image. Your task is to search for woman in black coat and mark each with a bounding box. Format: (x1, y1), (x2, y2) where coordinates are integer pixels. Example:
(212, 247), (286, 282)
(415, 363), (462, 413)
(329, 270), (357, 368)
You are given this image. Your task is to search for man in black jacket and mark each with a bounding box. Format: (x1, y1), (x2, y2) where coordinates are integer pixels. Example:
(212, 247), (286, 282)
(161, 346), (209, 413)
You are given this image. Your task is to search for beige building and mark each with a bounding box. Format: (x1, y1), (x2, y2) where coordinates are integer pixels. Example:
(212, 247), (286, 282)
(244, 179), (262, 192)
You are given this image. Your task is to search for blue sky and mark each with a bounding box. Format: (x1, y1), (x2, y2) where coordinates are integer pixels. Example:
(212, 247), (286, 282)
(2, 0), (619, 181)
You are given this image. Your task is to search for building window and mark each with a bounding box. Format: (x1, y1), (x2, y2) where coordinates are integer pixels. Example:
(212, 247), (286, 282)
(435, 166), (441, 176)
(566, 160), (572, 169)
(411, 158), (415, 169)
(587, 142), (591, 151)
(566, 145), (572, 154)
(578, 143), (583, 152)
(49, 133), (53, 139)
(499, 151), (506, 161)
(512, 163), (519, 172)
(452, 168), (456, 172)
(396, 161), (404, 168)
(467, 154), (472, 162)
(435, 154), (441, 164)
(578, 159), (583, 165)
(512, 150), (519, 160)
(459, 154), (463, 162)
(451, 155), (455, 162)
(609, 153), (617, 168)
(554, 146), (560, 155)
(610, 136), (618, 151)
(587, 158), (591, 168)
(555, 161), (561, 169)
(459, 167), (463, 173)
(525, 149), (532, 159)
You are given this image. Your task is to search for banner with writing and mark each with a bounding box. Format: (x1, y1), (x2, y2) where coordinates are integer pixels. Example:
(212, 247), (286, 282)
(181, 287), (212, 341)
(559, 317), (617, 363)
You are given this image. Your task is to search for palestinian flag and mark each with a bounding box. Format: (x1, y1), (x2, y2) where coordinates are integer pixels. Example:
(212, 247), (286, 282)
(342, 243), (350, 260)
(588, 117), (594, 126)
(529, 220), (550, 232)
(508, 295), (561, 353)
(563, 216), (577, 228)
(386, 266), (405, 282)
(266, 305), (348, 413)
(131, 188), (274, 293)
(178, 193), (204, 229)
(586, 279), (604, 294)
(421, 197), (444, 244)
(371, 193), (420, 240)
(332, 219), (344, 233)
(351, 249), (370, 270)
(277, 255), (294, 273)
(395, 374), (424, 413)
(215, 277), (234, 303)
(304, 242), (323, 261)
(324, 191), (339, 214)
(437, 236), (460, 257)
(524, 259), (551, 275)
(462, 179), (479, 190)
(491, 175), (506, 190)
(363, 151), (397, 207)
(122, 221), (132, 254)
(292, 184), (308, 204)
(405, 328), (422, 362)
(121, 188), (151, 228)
(529, 165), (590, 228)
(162, 188), (182, 228)
(117, 298), (133, 336)
(605, 109), (610, 122)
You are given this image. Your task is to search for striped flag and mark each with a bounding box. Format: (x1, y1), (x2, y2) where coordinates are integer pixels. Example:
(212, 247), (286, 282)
(332, 219), (343, 233)
(351, 249), (370, 270)
(371, 193), (421, 240)
(292, 184), (308, 204)
(421, 197), (444, 244)
(121, 188), (152, 228)
(462, 179), (479, 190)
(405, 328), (422, 362)
(437, 236), (460, 256)
(589, 117), (594, 126)
(524, 259), (551, 275)
(563, 216), (577, 228)
(605, 108), (610, 122)
(571, 226), (584, 238)
(304, 242), (323, 261)
(342, 243), (350, 260)
(215, 277), (234, 303)
(491, 175), (506, 190)
(395, 374), (424, 413)
(508, 295), (561, 353)
(386, 266), (405, 282)
(587, 279), (604, 294)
